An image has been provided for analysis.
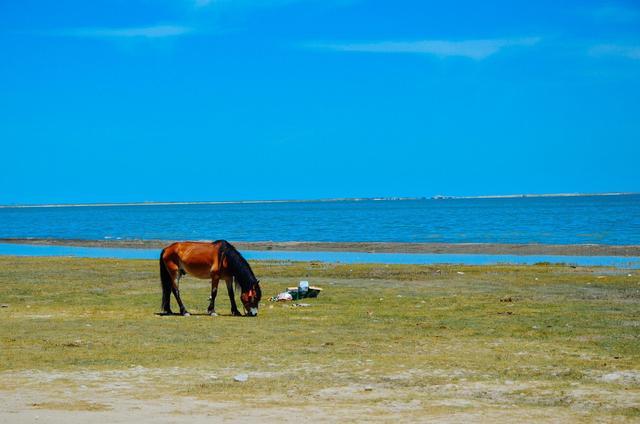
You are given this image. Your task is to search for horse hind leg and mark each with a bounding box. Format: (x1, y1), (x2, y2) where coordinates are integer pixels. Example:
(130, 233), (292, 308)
(173, 271), (191, 316)
(165, 261), (189, 316)
(160, 252), (175, 314)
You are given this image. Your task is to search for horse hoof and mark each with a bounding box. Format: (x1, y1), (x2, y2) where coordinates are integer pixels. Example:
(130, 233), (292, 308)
(182, 312), (191, 317)
(209, 312), (218, 317)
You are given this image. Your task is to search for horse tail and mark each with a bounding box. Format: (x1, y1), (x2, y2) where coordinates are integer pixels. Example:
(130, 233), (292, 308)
(159, 248), (172, 313)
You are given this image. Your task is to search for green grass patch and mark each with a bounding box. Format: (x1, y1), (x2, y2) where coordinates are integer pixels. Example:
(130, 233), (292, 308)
(0, 256), (638, 420)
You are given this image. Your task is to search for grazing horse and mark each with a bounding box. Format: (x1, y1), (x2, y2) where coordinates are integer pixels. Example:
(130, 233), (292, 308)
(159, 240), (262, 317)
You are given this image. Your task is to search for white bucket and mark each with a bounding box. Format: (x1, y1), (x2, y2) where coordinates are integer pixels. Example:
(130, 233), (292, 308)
(299, 280), (309, 293)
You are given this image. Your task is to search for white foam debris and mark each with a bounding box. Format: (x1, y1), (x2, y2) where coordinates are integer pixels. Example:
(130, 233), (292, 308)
(601, 371), (640, 384)
(234, 374), (249, 382)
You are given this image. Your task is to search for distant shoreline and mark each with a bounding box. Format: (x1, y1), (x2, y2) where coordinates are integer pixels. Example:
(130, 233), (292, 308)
(0, 197), (423, 209)
(431, 192), (637, 200)
(0, 192), (636, 208)
(2, 238), (640, 257)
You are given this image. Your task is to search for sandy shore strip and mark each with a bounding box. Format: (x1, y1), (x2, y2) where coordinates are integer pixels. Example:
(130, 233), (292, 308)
(1, 238), (640, 257)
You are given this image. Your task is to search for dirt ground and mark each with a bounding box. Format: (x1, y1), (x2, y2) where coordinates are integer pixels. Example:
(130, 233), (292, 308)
(4, 367), (638, 423)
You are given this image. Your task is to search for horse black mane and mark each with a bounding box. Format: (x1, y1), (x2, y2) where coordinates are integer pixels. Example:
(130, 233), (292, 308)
(214, 240), (259, 293)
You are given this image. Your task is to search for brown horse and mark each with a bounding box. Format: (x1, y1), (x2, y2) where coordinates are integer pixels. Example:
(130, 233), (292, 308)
(159, 240), (262, 317)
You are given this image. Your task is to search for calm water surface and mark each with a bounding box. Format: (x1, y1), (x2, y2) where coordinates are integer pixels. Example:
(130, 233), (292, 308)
(1, 195), (639, 245)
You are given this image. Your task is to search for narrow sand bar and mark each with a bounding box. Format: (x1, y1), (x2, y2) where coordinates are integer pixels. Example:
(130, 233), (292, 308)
(2, 238), (639, 257)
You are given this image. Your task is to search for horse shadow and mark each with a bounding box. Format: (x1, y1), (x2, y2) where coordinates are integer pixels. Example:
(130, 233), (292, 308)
(154, 312), (242, 317)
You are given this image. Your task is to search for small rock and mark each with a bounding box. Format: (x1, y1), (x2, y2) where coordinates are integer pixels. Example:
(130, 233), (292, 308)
(457, 271), (465, 275)
(234, 374), (249, 382)
(0, 304), (8, 308)
(364, 386), (373, 392)
(602, 373), (621, 382)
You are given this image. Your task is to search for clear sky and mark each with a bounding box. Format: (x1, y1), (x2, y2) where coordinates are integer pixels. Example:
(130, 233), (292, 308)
(1, 0), (639, 204)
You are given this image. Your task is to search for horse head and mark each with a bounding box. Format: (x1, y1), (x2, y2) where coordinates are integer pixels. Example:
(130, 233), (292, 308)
(240, 280), (262, 317)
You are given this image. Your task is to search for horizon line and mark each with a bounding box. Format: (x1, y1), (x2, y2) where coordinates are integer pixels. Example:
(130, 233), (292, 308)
(0, 192), (637, 209)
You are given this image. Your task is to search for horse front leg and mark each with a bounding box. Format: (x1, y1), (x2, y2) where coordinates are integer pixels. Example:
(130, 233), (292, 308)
(226, 278), (242, 316)
(208, 276), (220, 316)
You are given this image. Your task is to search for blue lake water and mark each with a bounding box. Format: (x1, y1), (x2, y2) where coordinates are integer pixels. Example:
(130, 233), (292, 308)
(1, 195), (639, 245)
(1, 243), (639, 268)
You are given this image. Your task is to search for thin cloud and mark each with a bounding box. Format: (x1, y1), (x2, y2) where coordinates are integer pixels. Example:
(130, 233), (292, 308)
(308, 37), (541, 60)
(52, 25), (193, 39)
(192, 0), (359, 9)
(591, 4), (640, 22)
(590, 44), (640, 60)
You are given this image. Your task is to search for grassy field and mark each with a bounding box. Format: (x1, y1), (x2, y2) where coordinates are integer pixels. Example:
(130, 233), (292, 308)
(0, 256), (639, 422)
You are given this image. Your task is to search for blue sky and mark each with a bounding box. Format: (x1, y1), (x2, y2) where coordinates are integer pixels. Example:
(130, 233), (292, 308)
(1, 0), (639, 204)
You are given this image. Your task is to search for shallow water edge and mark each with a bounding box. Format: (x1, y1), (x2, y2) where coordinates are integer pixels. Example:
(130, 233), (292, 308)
(1, 243), (639, 268)
(2, 238), (640, 257)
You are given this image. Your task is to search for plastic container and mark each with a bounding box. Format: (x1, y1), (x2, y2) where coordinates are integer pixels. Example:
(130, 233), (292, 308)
(299, 280), (309, 294)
